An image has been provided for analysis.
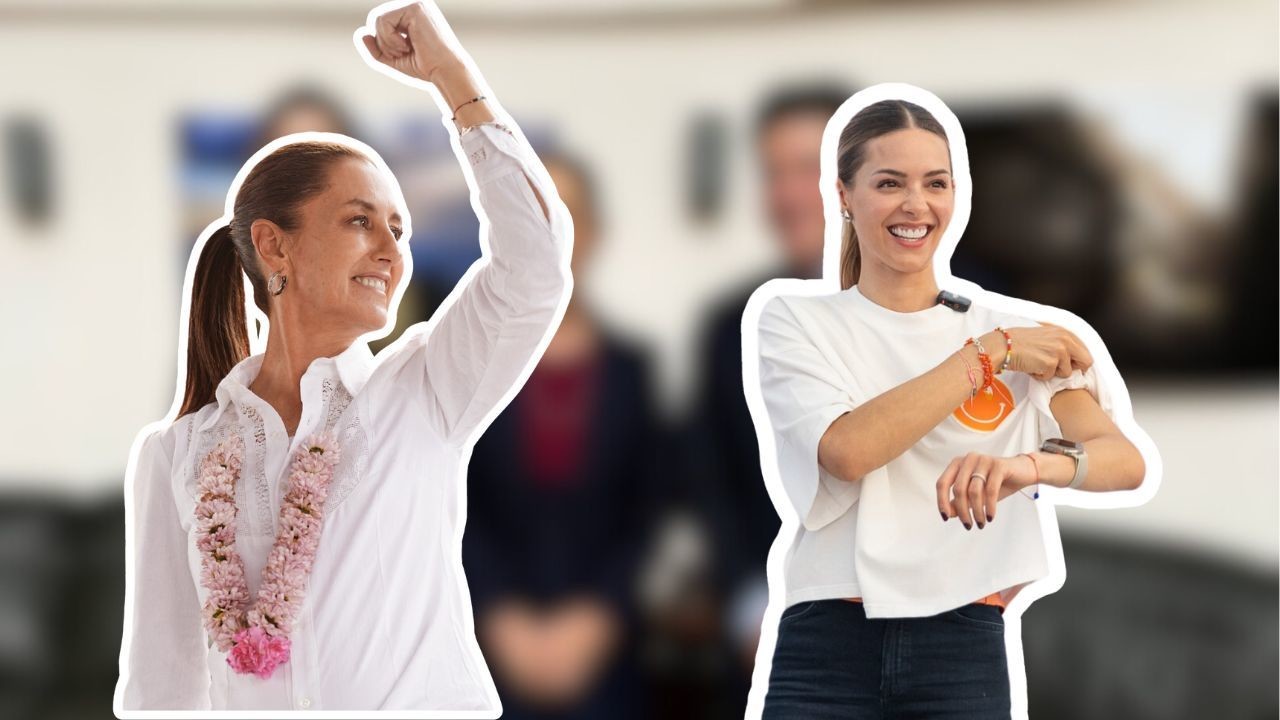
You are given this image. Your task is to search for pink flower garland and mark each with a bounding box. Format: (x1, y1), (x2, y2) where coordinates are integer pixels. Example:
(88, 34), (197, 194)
(194, 429), (341, 679)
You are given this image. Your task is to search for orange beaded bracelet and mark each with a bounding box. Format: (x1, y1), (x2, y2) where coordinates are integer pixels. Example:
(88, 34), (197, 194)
(965, 336), (994, 393)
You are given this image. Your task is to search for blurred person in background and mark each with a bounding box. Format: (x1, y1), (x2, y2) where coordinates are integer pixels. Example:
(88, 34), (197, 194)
(117, 2), (569, 711)
(462, 150), (661, 719)
(753, 93), (1148, 718)
(687, 82), (850, 717)
(255, 84), (358, 143)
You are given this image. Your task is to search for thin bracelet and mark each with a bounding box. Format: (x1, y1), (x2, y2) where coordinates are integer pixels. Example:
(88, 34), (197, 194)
(1018, 452), (1041, 500)
(955, 349), (979, 399)
(450, 94), (487, 120)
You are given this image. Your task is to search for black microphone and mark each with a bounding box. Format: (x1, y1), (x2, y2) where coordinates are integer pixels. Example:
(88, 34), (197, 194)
(936, 290), (971, 312)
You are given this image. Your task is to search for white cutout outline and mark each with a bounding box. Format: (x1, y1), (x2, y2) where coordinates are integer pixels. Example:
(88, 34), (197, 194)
(739, 81), (1162, 719)
(113, 2), (574, 716)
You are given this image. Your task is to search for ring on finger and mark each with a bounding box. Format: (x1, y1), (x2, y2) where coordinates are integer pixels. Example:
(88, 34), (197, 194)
(970, 473), (990, 525)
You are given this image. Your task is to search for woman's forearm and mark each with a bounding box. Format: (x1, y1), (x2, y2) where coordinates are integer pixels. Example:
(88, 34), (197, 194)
(819, 333), (1005, 483)
(1024, 435), (1144, 492)
(429, 61), (496, 128)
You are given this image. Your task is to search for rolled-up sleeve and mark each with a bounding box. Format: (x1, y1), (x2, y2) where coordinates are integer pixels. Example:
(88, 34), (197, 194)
(1027, 351), (1117, 441)
(755, 296), (863, 531)
(398, 122), (572, 448)
(118, 429), (211, 711)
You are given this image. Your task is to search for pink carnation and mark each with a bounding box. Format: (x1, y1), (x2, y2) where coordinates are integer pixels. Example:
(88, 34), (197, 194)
(227, 626), (291, 679)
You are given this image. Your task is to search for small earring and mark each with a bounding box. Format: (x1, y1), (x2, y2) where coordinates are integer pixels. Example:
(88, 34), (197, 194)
(267, 271), (287, 296)
(841, 209), (852, 221)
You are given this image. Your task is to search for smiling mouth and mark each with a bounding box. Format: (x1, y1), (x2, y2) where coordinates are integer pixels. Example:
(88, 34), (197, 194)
(887, 224), (932, 247)
(353, 276), (388, 295)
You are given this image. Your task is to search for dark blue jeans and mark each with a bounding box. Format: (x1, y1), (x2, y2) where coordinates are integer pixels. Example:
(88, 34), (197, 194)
(762, 599), (1011, 719)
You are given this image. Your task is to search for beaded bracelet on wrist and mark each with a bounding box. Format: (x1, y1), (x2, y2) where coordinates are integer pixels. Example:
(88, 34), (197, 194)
(994, 326), (1013, 374)
(451, 94), (487, 120)
(964, 337), (995, 392)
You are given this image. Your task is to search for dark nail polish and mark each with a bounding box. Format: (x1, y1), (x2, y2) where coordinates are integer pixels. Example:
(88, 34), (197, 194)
(964, 523), (971, 531)
(941, 512), (948, 522)
(987, 514), (993, 522)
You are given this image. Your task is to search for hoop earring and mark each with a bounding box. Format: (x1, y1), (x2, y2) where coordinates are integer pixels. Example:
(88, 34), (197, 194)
(267, 271), (287, 296)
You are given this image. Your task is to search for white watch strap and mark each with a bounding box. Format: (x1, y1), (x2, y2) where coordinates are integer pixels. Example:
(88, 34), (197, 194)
(1067, 450), (1088, 490)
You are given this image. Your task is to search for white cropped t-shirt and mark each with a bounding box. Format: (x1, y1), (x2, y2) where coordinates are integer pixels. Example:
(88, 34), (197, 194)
(754, 284), (1115, 619)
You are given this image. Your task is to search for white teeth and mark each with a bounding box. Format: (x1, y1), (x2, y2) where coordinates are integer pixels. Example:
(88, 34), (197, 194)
(354, 277), (387, 293)
(889, 225), (929, 240)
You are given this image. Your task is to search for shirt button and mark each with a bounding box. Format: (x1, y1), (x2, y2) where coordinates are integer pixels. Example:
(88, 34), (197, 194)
(299, 696), (311, 709)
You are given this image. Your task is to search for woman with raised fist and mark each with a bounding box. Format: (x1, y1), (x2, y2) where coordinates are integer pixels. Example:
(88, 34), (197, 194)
(118, 2), (570, 712)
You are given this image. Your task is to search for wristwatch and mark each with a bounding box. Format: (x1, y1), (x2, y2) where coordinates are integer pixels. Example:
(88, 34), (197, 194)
(1040, 438), (1087, 490)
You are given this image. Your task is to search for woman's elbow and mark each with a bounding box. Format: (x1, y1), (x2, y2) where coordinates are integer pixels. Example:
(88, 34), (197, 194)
(509, 254), (570, 317)
(827, 459), (865, 485)
(1104, 434), (1146, 491)
(553, 260), (572, 295)
(823, 450), (866, 484)
(539, 263), (571, 313)
(538, 232), (572, 296)
(818, 418), (866, 483)
(1125, 443), (1147, 491)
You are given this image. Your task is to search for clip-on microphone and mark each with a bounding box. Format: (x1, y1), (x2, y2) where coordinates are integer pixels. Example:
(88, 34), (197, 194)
(935, 289), (971, 312)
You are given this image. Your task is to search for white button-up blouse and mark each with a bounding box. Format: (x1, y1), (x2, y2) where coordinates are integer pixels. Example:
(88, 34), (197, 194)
(116, 121), (571, 713)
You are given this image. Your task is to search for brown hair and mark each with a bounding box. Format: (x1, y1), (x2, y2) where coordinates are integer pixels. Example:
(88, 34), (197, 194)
(178, 141), (369, 418)
(835, 100), (949, 290)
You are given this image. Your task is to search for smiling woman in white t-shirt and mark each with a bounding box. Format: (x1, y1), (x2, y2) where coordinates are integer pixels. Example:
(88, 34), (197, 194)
(748, 92), (1148, 719)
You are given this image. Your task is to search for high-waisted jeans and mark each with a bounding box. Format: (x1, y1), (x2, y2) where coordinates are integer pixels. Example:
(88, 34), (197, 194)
(762, 599), (1011, 719)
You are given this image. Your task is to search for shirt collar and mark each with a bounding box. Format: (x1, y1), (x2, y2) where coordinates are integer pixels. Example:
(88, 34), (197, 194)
(196, 340), (376, 433)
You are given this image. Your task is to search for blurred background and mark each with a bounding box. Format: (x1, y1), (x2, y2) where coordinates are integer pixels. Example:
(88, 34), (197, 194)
(0, 0), (1275, 718)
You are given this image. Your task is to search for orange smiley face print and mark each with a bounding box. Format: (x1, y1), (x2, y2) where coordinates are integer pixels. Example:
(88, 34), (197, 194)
(953, 376), (1015, 432)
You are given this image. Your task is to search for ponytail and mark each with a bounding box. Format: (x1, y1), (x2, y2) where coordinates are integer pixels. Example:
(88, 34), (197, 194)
(179, 224), (250, 418)
(839, 221), (861, 290)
